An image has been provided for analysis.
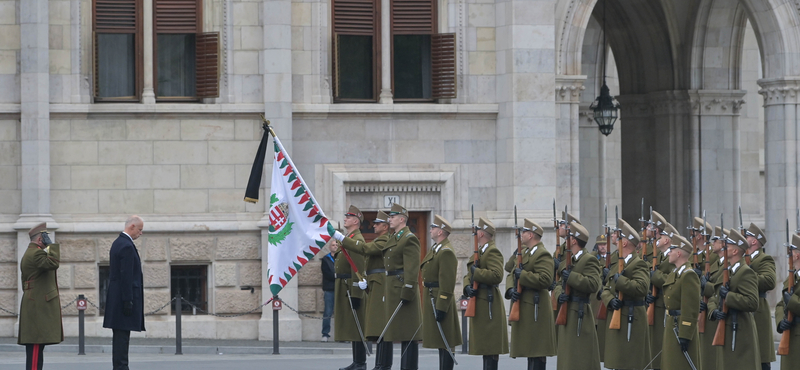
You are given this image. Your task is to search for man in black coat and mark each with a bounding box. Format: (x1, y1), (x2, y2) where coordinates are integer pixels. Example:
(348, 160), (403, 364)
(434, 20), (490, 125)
(103, 215), (145, 370)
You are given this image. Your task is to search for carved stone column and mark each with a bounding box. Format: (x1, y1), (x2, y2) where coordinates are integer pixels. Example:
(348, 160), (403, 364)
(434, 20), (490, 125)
(555, 75), (585, 218)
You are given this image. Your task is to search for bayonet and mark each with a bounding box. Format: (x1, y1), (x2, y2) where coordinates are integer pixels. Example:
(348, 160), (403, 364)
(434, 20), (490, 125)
(739, 206), (744, 233)
(674, 327), (699, 370)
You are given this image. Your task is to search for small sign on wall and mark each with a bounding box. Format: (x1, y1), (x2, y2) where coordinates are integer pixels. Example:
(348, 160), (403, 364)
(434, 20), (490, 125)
(384, 195), (400, 208)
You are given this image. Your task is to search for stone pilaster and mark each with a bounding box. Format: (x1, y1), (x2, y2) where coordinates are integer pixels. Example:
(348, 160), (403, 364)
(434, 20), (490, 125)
(141, 0), (156, 104)
(556, 75), (585, 219)
(378, 0), (392, 103)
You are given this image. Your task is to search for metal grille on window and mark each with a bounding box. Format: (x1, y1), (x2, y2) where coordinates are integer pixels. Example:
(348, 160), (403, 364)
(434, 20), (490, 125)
(171, 265), (208, 314)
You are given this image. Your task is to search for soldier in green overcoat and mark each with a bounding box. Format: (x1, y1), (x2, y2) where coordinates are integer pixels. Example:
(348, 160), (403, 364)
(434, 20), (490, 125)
(707, 229), (760, 369)
(699, 226), (726, 370)
(421, 215), (461, 370)
(600, 219), (651, 370)
(504, 219), (555, 370)
(775, 233), (800, 370)
(661, 236), (702, 370)
(332, 205), (369, 370)
(340, 210), (393, 370)
(552, 212), (580, 317)
(744, 223), (777, 369)
(463, 216), (508, 370)
(647, 216), (678, 370)
(18, 222), (63, 370)
(594, 234), (618, 363)
(555, 221), (601, 370)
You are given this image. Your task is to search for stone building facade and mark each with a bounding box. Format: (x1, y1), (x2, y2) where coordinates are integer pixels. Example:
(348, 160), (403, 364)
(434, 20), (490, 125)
(0, 0), (798, 341)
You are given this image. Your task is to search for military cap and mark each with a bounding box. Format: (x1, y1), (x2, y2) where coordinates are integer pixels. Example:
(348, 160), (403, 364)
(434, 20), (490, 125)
(560, 211), (581, 225)
(430, 214), (452, 233)
(374, 210), (389, 223)
(345, 205), (363, 222)
(725, 229), (748, 252)
(660, 222), (680, 239)
(691, 217), (712, 233)
(669, 235), (693, 254)
(790, 234), (800, 250)
(710, 226), (723, 241)
(618, 219), (641, 246)
(28, 222), (47, 237)
(745, 223), (766, 246)
(388, 203), (408, 217)
(651, 210), (667, 230)
(478, 217), (495, 236)
(568, 221), (590, 243)
(596, 234), (608, 244)
(522, 218), (543, 237)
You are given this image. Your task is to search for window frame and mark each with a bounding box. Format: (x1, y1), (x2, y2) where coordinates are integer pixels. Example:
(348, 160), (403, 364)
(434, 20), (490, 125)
(153, 0), (203, 102)
(92, 0), (144, 102)
(331, 0), (382, 103)
(170, 264), (209, 315)
(389, 0), (436, 102)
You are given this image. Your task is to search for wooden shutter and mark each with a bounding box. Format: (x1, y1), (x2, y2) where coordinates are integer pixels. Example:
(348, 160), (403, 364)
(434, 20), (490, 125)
(155, 0), (200, 33)
(333, 0), (377, 35)
(431, 33), (456, 99)
(196, 32), (219, 98)
(391, 0), (434, 34)
(94, 0), (138, 32)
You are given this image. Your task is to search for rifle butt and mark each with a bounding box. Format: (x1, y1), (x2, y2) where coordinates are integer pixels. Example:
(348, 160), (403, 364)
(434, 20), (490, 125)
(712, 317), (726, 346)
(551, 291), (558, 311)
(508, 302), (520, 322)
(464, 296), (477, 318)
(698, 312), (706, 334)
(609, 309), (621, 330)
(555, 302), (568, 325)
(596, 304), (608, 320)
(646, 303), (655, 326)
(778, 312), (793, 355)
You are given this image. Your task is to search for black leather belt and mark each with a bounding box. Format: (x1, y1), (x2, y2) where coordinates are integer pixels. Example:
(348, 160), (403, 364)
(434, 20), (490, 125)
(569, 296), (590, 303)
(335, 273), (351, 279)
(386, 269), (404, 276)
(623, 300), (646, 307)
(423, 282), (439, 288)
(759, 291), (767, 298)
(366, 268), (385, 276)
(668, 309), (681, 316)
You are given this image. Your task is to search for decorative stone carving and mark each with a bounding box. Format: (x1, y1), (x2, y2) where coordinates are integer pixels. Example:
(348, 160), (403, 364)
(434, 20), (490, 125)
(216, 236), (260, 260)
(59, 238), (97, 262)
(170, 237), (215, 261)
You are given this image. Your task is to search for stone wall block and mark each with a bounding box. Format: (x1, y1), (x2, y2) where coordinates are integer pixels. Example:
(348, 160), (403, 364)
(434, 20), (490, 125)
(59, 238), (97, 262)
(0, 291), (16, 317)
(144, 238), (167, 261)
(142, 263), (169, 288)
(297, 260), (321, 286)
(73, 264), (97, 289)
(0, 238), (15, 262)
(214, 263), (236, 287)
(96, 237), (116, 263)
(0, 264), (16, 289)
(169, 237), (215, 261)
(238, 261), (262, 287)
(298, 287), (316, 312)
(144, 290), (172, 315)
(448, 233), (472, 258)
(57, 265), (72, 289)
(215, 289), (261, 313)
(215, 236), (260, 260)
(60, 292), (98, 316)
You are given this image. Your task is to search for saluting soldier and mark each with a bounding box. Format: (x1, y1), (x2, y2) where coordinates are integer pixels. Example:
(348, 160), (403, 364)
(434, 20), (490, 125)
(707, 229), (761, 369)
(775, 233), (800, 370)
(332, 205), (369, 370)
(463, 217), (508, 370)
(661, 235), (701, 370)
(421, 215), (462, 370)
(600, 219), (651, 370)
(595, 233), (618, 363)
(743, 223), (777, 370)
(504, 219), (556, 370)
(647, 213), (678, 370)
(699, 226), (727, 370)
(339, 210), (393, 370)
(555, 221), (602, 370)
(18, 223), (63, 370)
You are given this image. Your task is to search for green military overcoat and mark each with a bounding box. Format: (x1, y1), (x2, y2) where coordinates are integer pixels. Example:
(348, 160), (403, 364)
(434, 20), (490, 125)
(341, 231), (390, 338)
(381, 226), (422, 342)
(334, 229), (367, 342)
(504, 242), (555, 358)
(555, 249), (601, 370)
(749, 250), (777, 363)
(600, 253), (652, 370)
(18, 243), (63, 345)
(552, 242), (568, 316)
(706, 261), (760, 369)
(775, 271), (800, 370)
(420, 238), (461, 349)
(699, 255), (724, 370)
(648, 249), (674, 369)
(594, 249), (618, 362)
(463, 241), (508, 356)
(661, 263), (701, 370)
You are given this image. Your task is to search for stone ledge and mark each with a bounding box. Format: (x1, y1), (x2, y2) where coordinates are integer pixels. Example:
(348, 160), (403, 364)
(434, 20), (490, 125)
(293, 103), (499, 115)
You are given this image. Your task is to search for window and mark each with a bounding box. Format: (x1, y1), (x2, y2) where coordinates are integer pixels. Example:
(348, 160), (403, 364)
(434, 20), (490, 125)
(171, 265), (208, 314)
(98, 265), (110, 314)
(332, 0), (456, 102)
(92, 0), (219, 102)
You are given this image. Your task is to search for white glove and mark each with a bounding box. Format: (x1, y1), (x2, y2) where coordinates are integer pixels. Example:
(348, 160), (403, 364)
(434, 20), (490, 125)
(333, 231), (345, 242)
(358, 279), (368, 290)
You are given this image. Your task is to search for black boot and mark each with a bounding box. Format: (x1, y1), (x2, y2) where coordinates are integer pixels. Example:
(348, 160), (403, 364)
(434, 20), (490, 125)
(762, 364), (771, 370)
(339, 341), (367, 370)
(370, 341), (382, 370)
(482, 356), (491, 370)
(527, 357), (535, 370)
(533, 357), (546, 370)
(488, 355), (499, 370)
(382, 341), (393, 370)
(439, 349), (454, 370)
(399, 341), (418, 370)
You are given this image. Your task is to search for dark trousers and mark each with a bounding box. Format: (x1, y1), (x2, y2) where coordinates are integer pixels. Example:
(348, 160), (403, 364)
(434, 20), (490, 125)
(25, 344), (44, 370)
(112, 329), (131, 370)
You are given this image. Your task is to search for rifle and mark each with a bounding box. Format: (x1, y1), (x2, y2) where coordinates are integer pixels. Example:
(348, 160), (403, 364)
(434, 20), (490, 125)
(597, 203), (610, 320)
(552, 199), (561, 311)
(698, 210), (709, 333)
(609, 206), (623, 330)
(647, 206), (656, 325)
(712, 214), (729, 346)
(465, 205), (479, 318)
(778, 219), (794, 355)
(556, 205), (572, 326)
(740, 206), (750, 265)
(509, 206), (522, 322)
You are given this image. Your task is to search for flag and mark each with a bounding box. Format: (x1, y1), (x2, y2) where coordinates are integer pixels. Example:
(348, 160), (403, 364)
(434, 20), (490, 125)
(267, 134), (335, 296)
